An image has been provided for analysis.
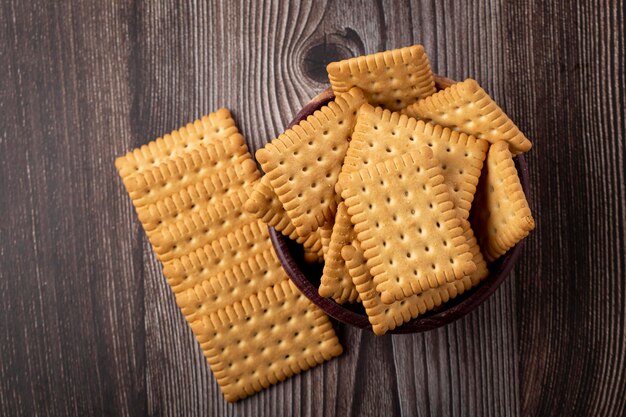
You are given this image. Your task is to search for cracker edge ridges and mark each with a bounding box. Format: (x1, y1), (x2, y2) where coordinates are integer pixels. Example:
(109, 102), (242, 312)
(403, 79), (532, 154)
(482, 141), (535, 260)
(327, 44), (435, 99)
(342, 150), (475, 302)
(189, 279), (343, 401)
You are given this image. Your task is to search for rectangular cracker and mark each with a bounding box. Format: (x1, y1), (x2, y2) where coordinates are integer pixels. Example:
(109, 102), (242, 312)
(116, 110), (342, 402)
(327, 44), (435, 111)
(319, 202), (359, 304)
(340, 103), (488, 220)
(189, 280), (343, 402)
(343, 231), (486, 336)
(402, 79), (532, 154)
(341, 148), (476, 304)
(470, 141), (535, 261)
(256, 87), (366, 237)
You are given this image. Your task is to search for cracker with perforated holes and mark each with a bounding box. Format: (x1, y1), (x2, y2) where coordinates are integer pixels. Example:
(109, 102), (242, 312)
(341, 148), (476, 304)
(470, 141), (535, 261)
(162, 220), (277, 294)
(319, 202), (359, 304)
(188, 280), (343, 402)
(402, 79), (532, 154)
(255, 87), (366, 237)
(342, 232), (485, 335)
(327, 44), (435, 111)
(115, 108), (245, 179)
(339, 104), (488, 220)
(116, 109), (342, 402)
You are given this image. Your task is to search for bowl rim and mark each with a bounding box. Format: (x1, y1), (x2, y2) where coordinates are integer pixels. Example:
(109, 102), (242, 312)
(268, 76), (531, 334)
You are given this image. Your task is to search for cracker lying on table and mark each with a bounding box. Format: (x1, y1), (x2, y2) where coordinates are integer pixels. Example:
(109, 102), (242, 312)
(319, 202), (359, 304)
(327, 44), (435, 111)
(116, 109), (342, 402)
(115, 108), (244, 179)
(471, 140), (535, 261)
(340, 104), (488, 220)
(341, 148), (476, 304)
(256, 87), (366, 237)
(402, 79), (532, 154)
(162, 220), (275, 294)
(188, 280), (342, 402)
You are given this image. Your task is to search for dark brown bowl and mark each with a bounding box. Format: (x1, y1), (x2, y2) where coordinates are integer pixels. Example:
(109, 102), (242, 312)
(268, 75), (531, 334)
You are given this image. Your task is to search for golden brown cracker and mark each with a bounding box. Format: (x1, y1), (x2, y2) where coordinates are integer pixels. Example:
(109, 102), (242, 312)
(319, 220), (334, 258)
(116, 110), (342, 402)
(189, 280), (343, 402)
(256, 87), (366, 237)
(340, 104), (488, 220)
(115, 108), (243, 178)
(471, 141), (535, 261)
(319, 202), (359, 304)
(244, 175), (300, 241)
(341, 148), (476, 304)
(118, 133), (257, 208)
(402, 79), (532, 154)
(162, 220), (275, 294)
(327, 44), (435, 111)
(342, 239), (479, 336)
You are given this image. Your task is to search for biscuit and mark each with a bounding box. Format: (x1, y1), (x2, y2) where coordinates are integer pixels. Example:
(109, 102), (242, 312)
(256, 87), (366, 237)
(402, 79), (532, 154)
(116, 110), (342, 402)
(340, 104), (488, 220)
(319, 202), (359, 304)
(327, 44), (435, 111)
(243, 176), (325, 261)
(471, 141), (535, 261)
(303, 247), (322, 264)
(163, 220), (274, 294)
(319, 220), (334, 258)
(244, 175), (300, 241)
(342, 236), (484, 336)
(341, 148), (476, 304)
(115, 108), (244, 178)
(189, 280), (343, 402)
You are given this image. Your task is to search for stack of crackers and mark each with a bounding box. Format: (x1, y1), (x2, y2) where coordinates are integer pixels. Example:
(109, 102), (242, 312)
(115, 110), (342, 402)
(248, 44), (534, 336)
(115, 43), (534, 402)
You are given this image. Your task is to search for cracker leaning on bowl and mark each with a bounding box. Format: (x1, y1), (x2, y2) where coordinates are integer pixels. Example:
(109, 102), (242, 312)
(249, 43), (535, 335)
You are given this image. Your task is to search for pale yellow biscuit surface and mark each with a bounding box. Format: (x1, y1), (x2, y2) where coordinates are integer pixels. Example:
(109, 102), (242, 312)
(403, 79), (532, 154)
(341, 148), (476, 304)
(327, 44), (435, 111)
(471, 141), (535, 261)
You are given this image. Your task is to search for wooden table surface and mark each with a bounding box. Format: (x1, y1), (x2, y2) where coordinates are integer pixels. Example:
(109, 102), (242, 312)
(1, 1), (624, 416)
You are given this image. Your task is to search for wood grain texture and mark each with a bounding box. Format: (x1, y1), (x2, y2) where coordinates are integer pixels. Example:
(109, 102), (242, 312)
(0, 1), (623, 416)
